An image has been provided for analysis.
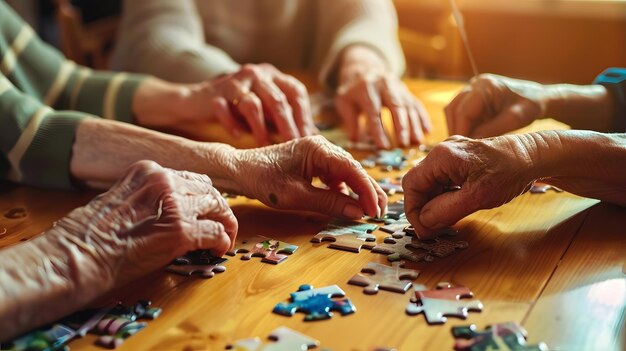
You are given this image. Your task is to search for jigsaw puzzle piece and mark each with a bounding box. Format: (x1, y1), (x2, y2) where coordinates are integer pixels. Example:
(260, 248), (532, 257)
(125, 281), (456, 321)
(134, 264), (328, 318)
(166, 253), (227, 278)
(362, 149), (407, 171)
(273, 284), (356, 321)
(372, 235), (433, 263)
(2, 324), (75, 351)
(312, 220), (378, 252)
(226, 327), (319, 351)
(93, 300), (161, 349)
(400, 227), (468, 261)
(529, 181), (563, 194)
(406, 283), (483, 324)
(227, 235), (298, 264)
(348, 262), (420, 294)
(380, 217), (410, 234)
(452, 322), (549, 351)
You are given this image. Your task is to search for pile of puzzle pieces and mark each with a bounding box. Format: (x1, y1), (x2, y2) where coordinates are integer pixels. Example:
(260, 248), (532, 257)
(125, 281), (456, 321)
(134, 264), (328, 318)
(2, 300), (161, 351)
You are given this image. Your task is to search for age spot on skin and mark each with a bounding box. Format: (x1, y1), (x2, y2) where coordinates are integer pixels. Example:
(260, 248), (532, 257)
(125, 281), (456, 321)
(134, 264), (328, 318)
(4, 208), (27, 219)
(269, 193), (278, 205)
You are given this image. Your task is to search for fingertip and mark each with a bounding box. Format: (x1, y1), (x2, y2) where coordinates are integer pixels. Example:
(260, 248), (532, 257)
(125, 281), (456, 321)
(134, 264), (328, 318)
(342, 202), (365, 219)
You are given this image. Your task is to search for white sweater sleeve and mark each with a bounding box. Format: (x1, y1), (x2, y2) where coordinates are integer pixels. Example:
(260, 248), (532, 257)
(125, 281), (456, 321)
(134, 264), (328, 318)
(110, 0), (239, 83)
(313, 0), (406, 89)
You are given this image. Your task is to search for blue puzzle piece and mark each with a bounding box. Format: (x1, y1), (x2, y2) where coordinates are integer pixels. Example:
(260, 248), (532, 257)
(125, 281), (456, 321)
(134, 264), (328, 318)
(273, 284), (356, 321)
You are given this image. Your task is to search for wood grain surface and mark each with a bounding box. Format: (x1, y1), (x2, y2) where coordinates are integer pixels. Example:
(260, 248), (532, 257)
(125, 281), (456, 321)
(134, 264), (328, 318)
(0, 79), (623, 351)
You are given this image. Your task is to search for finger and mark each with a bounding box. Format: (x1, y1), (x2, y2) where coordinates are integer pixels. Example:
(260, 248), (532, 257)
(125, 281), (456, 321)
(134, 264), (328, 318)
(238, 93), (272, 145)
(252, 79), (299, 140)
(368, 175), (388, 218)
(289, 180), (367, 219)
(192, 219), (234, 256)
(335, 89), (361, 142)
(449, 91), (477, 137)
(357, 83), (390, 149)
(470, 104), (529, 138)
(381, 85), (410, 147)
(414, 98), (433, 134)
(211, 97), (246, 138)
(444, 88), (467, 135)
(406, 104), (425, 145)
(415, 187), (485, 235)
(274, 75), (317, 136)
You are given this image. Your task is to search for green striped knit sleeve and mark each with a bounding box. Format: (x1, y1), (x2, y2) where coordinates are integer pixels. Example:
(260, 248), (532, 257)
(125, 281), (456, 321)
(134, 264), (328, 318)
(0, 1), (147, 124)
(0, 75), (89, 189)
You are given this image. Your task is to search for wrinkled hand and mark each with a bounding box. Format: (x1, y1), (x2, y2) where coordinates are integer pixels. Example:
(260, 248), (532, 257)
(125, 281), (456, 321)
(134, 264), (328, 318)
(446, 74), (549, 138)
(233, 135), (388, 219)
(336, 73), (431, 149)
(403, 135), (538, 238)
(53, 160), (238, 291)
(189, 63), (317, 145)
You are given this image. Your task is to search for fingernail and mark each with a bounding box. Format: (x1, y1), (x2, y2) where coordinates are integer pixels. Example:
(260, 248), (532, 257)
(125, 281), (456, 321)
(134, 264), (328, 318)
(343, 203), (364, 219)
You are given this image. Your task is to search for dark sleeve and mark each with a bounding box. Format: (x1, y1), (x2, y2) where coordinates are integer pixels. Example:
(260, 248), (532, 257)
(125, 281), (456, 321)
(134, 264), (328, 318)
(593, 67), (626, 132)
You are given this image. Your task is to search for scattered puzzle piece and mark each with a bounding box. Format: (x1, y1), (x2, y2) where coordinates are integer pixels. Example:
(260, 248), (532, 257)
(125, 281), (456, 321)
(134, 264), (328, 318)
(227, 235), (298, 264)
(402, 228), (468, 260)
(348, 262), (420, 294)
(452, 322), (548, 351)
(311, 220), (378, 252)
(372, 234), (433, 263)
(380, 217), (410, 234)
(2, 324), (74, 351)
(273, 284), (356, 321)
(361, 149), (407, 171)
(226, 326), (320, 350)
(406, 282), (483, 324)
(377, 177), (404, 195)
(166, 250), (227, 278)
(529, 182), (563, 194)
(94, 300), (161, 349)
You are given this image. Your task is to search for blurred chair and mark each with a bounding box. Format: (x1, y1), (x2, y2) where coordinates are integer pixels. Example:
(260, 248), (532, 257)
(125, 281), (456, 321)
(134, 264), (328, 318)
(53, 0), (119, 69)
(394, 0), (469, 79)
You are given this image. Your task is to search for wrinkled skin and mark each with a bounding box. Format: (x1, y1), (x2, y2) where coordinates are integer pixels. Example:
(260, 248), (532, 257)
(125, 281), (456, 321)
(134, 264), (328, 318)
(402, 135), (539, 239)
(445, 73), (546, 138)
(234, 135), (388, 219)
(335, 46), (432, 149)
(0, 161), (237, 340)
(190, 63), (318, 145)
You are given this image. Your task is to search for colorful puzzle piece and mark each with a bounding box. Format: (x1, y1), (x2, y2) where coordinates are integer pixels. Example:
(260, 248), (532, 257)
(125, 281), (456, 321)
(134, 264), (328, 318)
(372, 235), (433, 263)
(452, 322), (549, 351)
(377, 177), (404, 195)
(361, 149), (407, 171)
(166, 250), (227, 278)
(93, 300), (161, 349)
(2, 324), (74, 351)
(227, 235), (298, 264)
(273, 284), (356, 321)
(529, 182), (563, 194)
(380, 217), (410, 233)
(226, 326), (320, 350)
(348, 262), (420, 294)
(311, 220), (378, 252)
(406, 282), (483, 324)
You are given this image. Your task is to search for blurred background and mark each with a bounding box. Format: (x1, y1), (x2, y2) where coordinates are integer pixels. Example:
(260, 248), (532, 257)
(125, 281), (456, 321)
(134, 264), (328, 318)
(7, 0), (626, 84)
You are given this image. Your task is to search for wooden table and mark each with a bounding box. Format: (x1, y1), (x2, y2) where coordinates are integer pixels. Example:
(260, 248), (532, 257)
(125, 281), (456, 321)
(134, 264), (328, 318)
(0, 80), (624, 351)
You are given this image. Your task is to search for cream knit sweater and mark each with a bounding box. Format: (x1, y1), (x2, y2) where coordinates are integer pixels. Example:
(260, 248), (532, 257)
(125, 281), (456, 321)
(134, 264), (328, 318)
(110, 0), (405, 88)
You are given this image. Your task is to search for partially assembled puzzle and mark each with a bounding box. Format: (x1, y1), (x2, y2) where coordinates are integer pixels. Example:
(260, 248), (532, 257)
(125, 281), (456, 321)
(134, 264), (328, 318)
(273, 284), (356, 321)
(452, 322), (548, 351)
(406, 282), (483, 324)
(227, 235), (298, 264)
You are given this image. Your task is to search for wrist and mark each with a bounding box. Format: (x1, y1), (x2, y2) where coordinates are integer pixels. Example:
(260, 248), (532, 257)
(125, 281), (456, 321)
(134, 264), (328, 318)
(132, 78), (200, 128)
(543, 84), (613, 130)
(337, 45), (388, 86)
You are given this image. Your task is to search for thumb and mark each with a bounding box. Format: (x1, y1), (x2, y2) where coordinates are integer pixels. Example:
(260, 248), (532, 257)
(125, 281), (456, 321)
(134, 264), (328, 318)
(287, 180), (365, 219)
(418, 186), (483, 230)
(471, 104), (532, 138)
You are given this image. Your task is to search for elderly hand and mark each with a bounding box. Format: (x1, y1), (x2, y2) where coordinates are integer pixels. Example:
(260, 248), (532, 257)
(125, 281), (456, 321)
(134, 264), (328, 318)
(335, 46), (431, 149)
(232, 135), (388, 219)
(445, 74), (549, 138)
(54, 160), (237, 290)
(402, 135), (539, 238)
(193, 63), (318, 145)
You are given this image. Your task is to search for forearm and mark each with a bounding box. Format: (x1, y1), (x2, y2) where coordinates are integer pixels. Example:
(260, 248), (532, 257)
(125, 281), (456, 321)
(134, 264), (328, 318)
(544, 84), (614, 131)
(0, 228), (94, 341)
(70, 118), (239, 192)
(522, 130), (626, 204)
